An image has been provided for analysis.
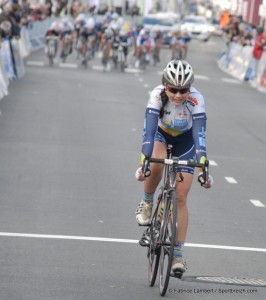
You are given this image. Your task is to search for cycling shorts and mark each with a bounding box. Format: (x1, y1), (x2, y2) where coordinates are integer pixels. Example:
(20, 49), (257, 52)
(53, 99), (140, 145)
(154, 127), (196, 174)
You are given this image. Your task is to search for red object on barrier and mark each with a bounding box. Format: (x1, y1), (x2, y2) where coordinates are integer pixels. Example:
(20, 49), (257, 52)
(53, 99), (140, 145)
(260, 72), (266, 87)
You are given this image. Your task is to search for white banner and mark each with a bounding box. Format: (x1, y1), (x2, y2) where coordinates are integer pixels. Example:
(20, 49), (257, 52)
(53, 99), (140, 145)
(0, 39), (16, 81)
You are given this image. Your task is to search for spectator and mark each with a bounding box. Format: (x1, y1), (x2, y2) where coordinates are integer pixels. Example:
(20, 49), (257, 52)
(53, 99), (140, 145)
(0, 0), (21, 38)
(253, 26), (266, 61)
(249, 27), (266, 86)
(219, 10), (230, 30)
(223, 14), (241, 45)
(238, 22), (254, 47)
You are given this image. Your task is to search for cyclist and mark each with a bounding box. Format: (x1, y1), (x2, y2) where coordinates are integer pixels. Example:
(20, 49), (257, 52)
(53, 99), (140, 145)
(44, 21), (60, 56)
(112, 28), (130, 68)
(59, 17), (75, 62)
(170, 29), (191, 60)
(134, 28), (154, 68)
(135, 59), (213, 274)
(177, 29), (191, 59)
(80, 18), (97, 66)
(99, 23), (120, 71)
(151, 26), (163, 63)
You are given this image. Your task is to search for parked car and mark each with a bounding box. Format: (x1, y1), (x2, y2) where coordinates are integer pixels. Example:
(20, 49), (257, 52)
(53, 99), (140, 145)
(142, 13), (179, 45)
(181, 15), (216, 42)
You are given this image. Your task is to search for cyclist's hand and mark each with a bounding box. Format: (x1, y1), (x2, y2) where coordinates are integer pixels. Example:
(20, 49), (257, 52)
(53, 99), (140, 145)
(198, 173), (214, 189)
(135, 167), (146, 181)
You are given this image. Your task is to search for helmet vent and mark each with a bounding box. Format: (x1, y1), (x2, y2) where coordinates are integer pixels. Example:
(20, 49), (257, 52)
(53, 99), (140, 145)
(170, 71), (175, 79)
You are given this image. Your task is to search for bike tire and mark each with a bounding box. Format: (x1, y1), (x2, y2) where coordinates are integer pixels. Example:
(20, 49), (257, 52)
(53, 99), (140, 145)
(49, 56), (54, 66)
(140, 53), (146, 70)
(159, 189), (177, 296)
(120, 61), (125, 72)
(147, 187), (163, 286)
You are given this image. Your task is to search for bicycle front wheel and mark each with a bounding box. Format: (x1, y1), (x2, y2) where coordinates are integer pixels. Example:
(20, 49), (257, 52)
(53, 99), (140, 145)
(159, 190), (177, 296)
(147, 187), (163, 286)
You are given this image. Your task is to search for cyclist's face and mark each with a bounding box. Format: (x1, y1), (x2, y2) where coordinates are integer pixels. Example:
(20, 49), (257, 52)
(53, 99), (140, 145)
(165, 86), (190, 106)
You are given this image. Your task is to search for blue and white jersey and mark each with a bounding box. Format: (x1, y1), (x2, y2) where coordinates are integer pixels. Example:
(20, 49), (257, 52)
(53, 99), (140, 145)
(141, 85), (207, 163)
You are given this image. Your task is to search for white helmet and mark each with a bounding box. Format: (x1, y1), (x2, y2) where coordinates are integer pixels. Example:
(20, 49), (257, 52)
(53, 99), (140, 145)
(162, 60), (194, 87)
(111, 12), (119, 21)
(111, 23), (119, 33)
(105, 28), (113, 38)
(86, 18), (95, 29)
(119, 29), (127, 37)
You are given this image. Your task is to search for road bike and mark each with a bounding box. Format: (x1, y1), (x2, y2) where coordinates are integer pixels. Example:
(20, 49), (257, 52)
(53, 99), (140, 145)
(45, 36), (58, 66)
(139, 145), (209, 296)
(152, 45), (160, 66)
(112, 44), (126, 72)
(81, 36), (96, 69)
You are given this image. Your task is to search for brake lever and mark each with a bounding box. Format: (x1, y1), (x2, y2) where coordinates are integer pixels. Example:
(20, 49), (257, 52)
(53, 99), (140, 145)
(198, 159), (209, 185)
(142, 157), (151, 177)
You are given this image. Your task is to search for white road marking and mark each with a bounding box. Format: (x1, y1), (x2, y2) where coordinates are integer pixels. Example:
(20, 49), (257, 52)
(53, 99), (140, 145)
(225, 177), (238, 184)
(185, 243), (266, 252)
(0, 232), (265, 252)
(143, 84), (149, 88)
(222, 78), (241, 84)
(58, 63), (78, 69)
(195, 75), (209, 80)
(91, 66), (141, 73)
(250, 199), (265, 207)
(125, 68), (142, 73)
(26, 61), (45, 67)
(209, 160), (218, 166)
(91, 65), (104, 71)
(27, 60), (80, 69)
(0, 232), (137, 243)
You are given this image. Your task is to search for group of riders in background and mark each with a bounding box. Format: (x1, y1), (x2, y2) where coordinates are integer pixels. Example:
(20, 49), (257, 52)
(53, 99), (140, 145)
(45, 11), (191, 70)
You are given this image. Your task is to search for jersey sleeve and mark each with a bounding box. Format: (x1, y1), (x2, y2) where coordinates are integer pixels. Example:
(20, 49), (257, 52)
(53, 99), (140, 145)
(140, 87), (162, 164)
(192, 113), (207, 163)
(188, 91), (207, 164)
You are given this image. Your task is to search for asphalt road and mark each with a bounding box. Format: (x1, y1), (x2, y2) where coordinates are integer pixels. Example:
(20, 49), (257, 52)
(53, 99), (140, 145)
(0, 36), (265, 300)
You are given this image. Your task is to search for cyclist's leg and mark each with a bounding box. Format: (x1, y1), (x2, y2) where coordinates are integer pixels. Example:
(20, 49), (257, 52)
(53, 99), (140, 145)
(60, 36), (65, 58)
(136, 139), (166, 225)
(135, 45), (143, 67)
(172, 139), (195, 272)
(176, 172), (193, 242)
(170, 173), (192, 273)
(82, 39), (87, 62)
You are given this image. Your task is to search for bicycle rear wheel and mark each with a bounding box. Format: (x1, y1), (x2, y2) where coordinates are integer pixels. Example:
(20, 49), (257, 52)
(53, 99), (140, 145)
(147, 187), (163, 286)
(159, 190), (177, 296)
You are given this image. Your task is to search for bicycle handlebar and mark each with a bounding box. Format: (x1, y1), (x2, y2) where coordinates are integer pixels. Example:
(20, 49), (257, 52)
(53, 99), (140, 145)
(142, 157), (209, 184)
(149, 157), (208, 168)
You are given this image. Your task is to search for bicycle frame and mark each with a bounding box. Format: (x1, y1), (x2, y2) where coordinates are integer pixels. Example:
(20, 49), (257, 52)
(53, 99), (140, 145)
(142, 145), (209, 296)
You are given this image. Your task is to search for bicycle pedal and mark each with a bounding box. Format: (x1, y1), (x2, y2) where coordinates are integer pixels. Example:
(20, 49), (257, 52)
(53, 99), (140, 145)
(138, 239), (150, 247)
(170, 271), (184, 279)
(138, 223), (151, 227)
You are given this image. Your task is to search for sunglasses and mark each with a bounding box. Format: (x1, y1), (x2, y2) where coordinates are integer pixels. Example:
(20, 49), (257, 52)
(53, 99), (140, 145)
(167, 86), (190, 95)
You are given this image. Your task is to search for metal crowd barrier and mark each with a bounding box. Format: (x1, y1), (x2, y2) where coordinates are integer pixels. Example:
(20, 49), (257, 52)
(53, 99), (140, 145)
(0, 17), (56, 100)
(217, 41), (266, 94)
